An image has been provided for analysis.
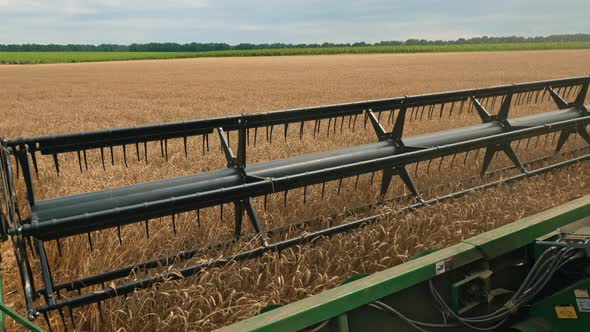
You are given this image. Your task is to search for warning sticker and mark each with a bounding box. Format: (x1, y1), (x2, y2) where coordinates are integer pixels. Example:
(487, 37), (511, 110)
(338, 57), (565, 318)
(574, 289), (589, 298)
(435, 260), (446, 275)
(435, 257), (452, 275)
(576, 298), (590, 313)
(555, 305), (578, 319)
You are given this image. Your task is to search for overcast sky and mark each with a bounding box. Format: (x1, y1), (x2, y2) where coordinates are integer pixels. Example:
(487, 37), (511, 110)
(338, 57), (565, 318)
(0, 0), (588, 44)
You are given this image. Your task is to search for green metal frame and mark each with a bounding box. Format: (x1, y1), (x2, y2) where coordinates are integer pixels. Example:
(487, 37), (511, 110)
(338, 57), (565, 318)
(218, 195), (590, 332)
(0, 268), (44, 332)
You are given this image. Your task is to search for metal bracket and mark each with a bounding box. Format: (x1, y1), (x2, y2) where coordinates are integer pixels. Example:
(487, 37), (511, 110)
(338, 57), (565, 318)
(481, 143), (527, 177)
(547, 86), (569, 110)
(555, 124), (590, 153)
(380, 166), (422, 201)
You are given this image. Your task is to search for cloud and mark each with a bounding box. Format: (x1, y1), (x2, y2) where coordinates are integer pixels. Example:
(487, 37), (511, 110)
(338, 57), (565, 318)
(0, 0), (588, 44)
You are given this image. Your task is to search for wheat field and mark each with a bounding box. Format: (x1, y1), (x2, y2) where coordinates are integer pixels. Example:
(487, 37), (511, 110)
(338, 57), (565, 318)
(0, 50), (589, 331)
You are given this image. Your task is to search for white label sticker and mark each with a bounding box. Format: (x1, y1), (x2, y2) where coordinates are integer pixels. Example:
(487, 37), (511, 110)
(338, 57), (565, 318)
(576, 298), (590, 313)
(435, 260), (446, 275)
(574, 289), (589, 298)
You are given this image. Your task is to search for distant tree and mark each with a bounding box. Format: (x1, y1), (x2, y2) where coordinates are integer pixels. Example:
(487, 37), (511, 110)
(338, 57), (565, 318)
(1, 34), (589, 52)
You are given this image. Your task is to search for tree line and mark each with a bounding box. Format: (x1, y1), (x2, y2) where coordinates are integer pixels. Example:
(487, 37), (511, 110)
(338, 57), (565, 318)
(2, 34), (589, 52)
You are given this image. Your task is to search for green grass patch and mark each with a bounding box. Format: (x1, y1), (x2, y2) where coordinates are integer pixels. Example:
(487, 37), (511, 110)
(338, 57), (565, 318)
(2, 42), (590, 64)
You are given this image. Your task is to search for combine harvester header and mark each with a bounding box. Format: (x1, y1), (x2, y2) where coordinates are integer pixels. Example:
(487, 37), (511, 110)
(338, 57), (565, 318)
(0, 76), (589, 330)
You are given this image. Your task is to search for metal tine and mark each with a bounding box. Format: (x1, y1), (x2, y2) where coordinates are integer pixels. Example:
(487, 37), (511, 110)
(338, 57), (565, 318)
(527, 91), (534, 104)
(515, 92), (522, 106)
(26, 237), (35, 257)
(87, 232), (93, 251)
(370, 171), (376, 186)
(485, 96), (492, 111)
(160, 140), (165, 158)
(459, 99), (465, 114)
(491, 96), (497, 111)
(42, 311), (54, 332)
(57, 306), (68, 331)
(145, 220), (150, 239)
(300, 121), (305, 139)
(414, 161), (420, 177)
(515, 139), (522, 153)
(183, 136), (188, 159)
(136, 143), (140, 162)
(97, 301), (104, 323)
(542, 88), (549, 102)
(303, 186), (307, 203)
(348, 114), (353, 128)
(522, 91), (530, 105)
(409, 107), (415, 123)
(270, 125), (274, 144)
(321, 181), (326, 199)
(28, 149), (40, 179)
(117, 226), (123, 245)
(428, 104), (435, 120)
(463, 150), (470, 165)
(450, 153), (457, 169)
(564, 85), (573, 100)
(448, 102), (455, 118)
(313, 120), (318, 138)
(354, 174), (360, 191)
(337, 178), (343, 195)
(419, 105), (425, 121)
(110, 146), (115, 166)
(164, 139), (169, 161)
(363, 110), (369, 129)
(438, 155), (445, 171)
(220, 203), (224, 222)
(264, 194), (268, 210)
(247, 128), (250, 146)
(352, 114), (358, 132)
(534, 135), (541, 149)
(283, 190), (288, 209)
(144, 141), (148, 163)
(56, 239), (63, 256)
(122, 145), (128, 168)
(196, 209), (201, 227)
(13, 152), (19, 179)
(388, 109), (394, 125)
(83, 150), (88, 170)
(171, 214), (177, 234)
(474, 148), (481, 161)
(77, 151), (83, 173)
(327, 117), (332, 137)
(206, 133), (210, 152)
(522, 91), (531, 105)
(543, 133), (550, 148)
(339, 116), (345, 134)
(534, 90), (541, 104)
(284, 123), (289, 141)
(439, 103), (445, 118)
(551, 131), (559, 145)
(426, 158), (433, 174)
(333, 116), (338, 135)
(525, 137), (532, 150)
(68, 306), (76, 329)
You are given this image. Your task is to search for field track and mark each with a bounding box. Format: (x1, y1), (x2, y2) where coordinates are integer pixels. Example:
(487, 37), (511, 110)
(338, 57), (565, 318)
(1, 50), (589, 331)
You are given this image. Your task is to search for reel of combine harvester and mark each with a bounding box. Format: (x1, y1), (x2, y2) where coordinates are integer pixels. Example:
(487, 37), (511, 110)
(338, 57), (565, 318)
(0, 76), (589, 330)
